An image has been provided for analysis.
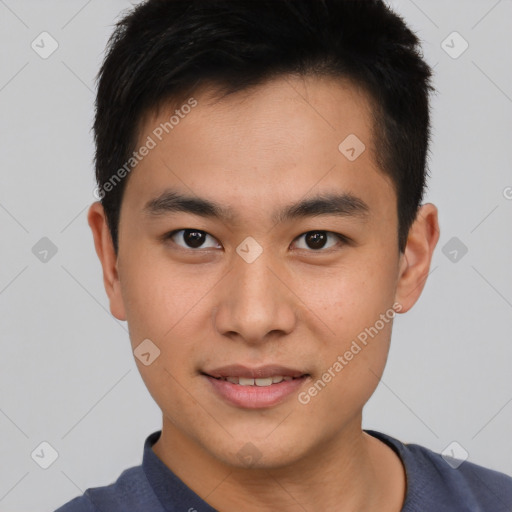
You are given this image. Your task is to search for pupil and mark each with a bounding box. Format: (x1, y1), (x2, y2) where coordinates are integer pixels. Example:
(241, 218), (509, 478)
(184, 229), (205, 248)
(306, 231), (327, 249)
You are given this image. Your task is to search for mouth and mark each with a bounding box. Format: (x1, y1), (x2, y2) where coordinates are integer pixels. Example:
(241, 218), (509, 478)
(202, 364), (309, 382)
(205, 375), (305, 386)
(201, 364), (311, 408)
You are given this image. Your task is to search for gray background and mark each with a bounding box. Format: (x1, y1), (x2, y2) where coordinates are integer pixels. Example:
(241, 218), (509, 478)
(0, 0), (511, 510)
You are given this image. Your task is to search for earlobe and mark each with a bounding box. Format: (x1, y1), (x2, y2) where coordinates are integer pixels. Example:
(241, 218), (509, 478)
(87, 202), (127, 321)
(394, 203), (440, 313)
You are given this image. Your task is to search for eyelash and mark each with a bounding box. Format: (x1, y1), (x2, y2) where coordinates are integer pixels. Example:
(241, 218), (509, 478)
(162, 229), (351, 252)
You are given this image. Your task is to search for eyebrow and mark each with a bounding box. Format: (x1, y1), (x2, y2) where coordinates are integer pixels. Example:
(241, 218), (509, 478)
(143, 189), (370, 224)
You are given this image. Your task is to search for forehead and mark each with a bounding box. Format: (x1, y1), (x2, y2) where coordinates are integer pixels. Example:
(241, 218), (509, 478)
(123, 75), (394, 221)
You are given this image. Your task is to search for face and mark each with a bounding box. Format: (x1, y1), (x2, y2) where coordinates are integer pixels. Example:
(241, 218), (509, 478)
(90, 75), (438, 470)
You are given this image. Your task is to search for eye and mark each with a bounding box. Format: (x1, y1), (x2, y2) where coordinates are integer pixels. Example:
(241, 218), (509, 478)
(166, 229), (221, 250)
(292, 230), (348, 251)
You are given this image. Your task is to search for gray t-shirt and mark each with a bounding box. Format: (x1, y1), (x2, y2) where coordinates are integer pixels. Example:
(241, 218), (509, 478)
(54, 429), (512, 511)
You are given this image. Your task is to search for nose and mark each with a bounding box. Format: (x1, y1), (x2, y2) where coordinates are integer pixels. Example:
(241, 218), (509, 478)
(213, 249), (297, 345)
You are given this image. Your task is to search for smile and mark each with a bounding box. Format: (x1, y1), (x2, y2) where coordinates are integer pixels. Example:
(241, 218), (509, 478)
(203, 373), (310, 408)
(210, 375), (299, 386)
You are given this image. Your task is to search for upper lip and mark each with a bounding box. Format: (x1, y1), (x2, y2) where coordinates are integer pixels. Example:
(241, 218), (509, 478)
(203, 364), (308, 379)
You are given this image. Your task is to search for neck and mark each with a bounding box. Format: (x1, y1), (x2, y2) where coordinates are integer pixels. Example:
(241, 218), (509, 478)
(152, 415), (406, 512)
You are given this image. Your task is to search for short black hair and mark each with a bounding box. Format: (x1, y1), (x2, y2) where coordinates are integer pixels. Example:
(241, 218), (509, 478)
(93, 0), (433, 254)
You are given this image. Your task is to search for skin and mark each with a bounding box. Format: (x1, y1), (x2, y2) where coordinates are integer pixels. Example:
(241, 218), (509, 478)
(89, 75), (439, 511)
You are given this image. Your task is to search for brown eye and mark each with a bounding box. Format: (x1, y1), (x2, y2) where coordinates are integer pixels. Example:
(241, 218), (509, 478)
(293, 231), (346, 251)
(167, 229), (221, 249)
(305, 231), (328, 249)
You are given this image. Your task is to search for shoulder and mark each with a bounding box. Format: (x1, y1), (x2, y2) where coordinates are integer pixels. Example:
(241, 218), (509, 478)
(367, 430), (512, 512)
(53, 464), (161, 512)
(409, 442), (512, 510)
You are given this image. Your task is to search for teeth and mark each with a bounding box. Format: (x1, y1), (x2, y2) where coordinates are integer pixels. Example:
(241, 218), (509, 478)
(255, 377), (273, 387)
(216, 375), (299, 385)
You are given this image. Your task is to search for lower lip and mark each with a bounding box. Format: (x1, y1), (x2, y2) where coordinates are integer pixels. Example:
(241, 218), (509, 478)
(204, 375), (309, 409)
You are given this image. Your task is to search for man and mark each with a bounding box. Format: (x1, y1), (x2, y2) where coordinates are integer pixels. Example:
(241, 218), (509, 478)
(56, 0), (512, 510)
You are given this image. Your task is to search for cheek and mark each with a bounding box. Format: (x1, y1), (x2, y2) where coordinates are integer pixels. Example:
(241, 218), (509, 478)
(304, 255), (397, 402)
(301, 316), (393, 431)
(119, 250), (200, 340)
(118, 251), (216, 387)
(312, 256), (397, 336)
(326, 257), (397, 401)
(118, 255), (205, 409)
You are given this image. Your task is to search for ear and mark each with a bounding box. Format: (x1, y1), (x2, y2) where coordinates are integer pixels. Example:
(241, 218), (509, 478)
(394, 203), (440, 313)
(87, 202), (127, 321)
